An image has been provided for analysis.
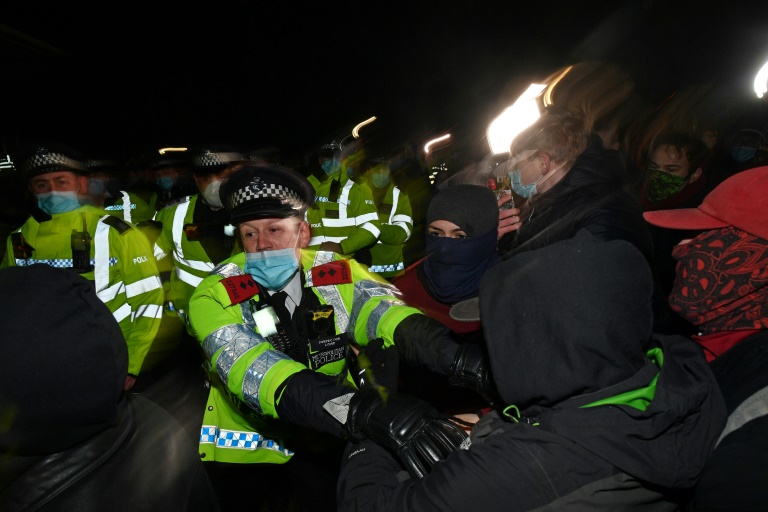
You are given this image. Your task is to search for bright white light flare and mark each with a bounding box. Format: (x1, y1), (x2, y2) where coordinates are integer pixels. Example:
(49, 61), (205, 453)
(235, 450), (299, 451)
(486, 83), (546, 155)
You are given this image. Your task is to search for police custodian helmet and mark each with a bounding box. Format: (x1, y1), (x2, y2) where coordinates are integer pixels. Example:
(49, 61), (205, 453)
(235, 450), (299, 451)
(221, 165), (315, 225)
(21, 143), (88, 178)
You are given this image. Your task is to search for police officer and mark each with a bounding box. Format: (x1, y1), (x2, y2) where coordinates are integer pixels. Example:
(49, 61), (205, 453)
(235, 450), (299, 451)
(82, 157), (156, 224)
(189, 164), (485, 511)
(305, 140), (381, 262)
(358, 155), (413, 279)
(1, 142), (164, 391)
(153, 144), (246, 331)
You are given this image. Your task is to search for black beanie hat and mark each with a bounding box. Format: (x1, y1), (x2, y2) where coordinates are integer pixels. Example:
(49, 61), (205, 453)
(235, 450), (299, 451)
(0, 264), (127, 455)
(427, 184), (499, 237)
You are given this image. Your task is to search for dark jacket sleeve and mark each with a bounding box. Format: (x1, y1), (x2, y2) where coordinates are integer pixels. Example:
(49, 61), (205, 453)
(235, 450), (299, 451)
(393, 314), (460, 374)
(276, 369), (351, 438)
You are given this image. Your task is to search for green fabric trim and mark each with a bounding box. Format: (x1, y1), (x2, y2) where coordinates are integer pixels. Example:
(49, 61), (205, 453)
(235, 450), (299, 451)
(581, 347), (664, 411)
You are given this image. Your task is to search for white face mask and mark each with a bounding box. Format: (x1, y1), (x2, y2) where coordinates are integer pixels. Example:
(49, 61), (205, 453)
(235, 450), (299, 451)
(203, 179), (223, 208)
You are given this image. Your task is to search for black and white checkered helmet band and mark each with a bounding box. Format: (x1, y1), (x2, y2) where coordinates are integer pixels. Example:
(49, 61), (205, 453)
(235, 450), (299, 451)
(226, 176), (305, 212)
(192, 151), (244, 168)
(24, 151), (87, 174)
(320, 141), (341, 150)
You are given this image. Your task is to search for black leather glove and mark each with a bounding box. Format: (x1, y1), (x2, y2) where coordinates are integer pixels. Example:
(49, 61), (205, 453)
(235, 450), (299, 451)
(448, 342), (497, 403)
(347, 338), (400, 392)
(346, 389), (468, 479)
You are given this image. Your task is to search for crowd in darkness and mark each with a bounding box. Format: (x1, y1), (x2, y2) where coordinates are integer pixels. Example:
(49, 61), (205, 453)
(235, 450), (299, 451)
(1, 56), (768, 512)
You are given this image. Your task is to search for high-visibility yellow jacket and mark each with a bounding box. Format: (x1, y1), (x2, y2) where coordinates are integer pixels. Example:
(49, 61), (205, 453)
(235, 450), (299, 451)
(2, 205), (163, 376)
(189, 249), (421, 464)
(153, 194), (240, 330)
(306, 171), (381, 256)
(360, 181), (413, 279)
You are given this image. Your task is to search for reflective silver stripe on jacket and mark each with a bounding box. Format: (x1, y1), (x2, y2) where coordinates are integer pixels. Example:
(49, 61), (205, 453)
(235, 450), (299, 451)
(203, 262), (291, 416)
(167, 199), (215, 286)
(347, 279), (405, 340)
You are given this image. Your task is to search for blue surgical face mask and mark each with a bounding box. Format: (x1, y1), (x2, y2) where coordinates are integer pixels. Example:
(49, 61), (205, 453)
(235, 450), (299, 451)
(508, 169), (537, 198)
(87, 178), (107, 196)
(371, 172), (390, 188)
(321, 159), (342, 176)
(731, 146), (756, 162)
(156, 176), (174, 191)
(36, 190), (82, 215)
(244, 232), (301, 291)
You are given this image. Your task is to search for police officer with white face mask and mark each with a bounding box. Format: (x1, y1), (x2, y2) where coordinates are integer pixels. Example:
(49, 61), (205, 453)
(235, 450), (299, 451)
(153, 144), (247, 332)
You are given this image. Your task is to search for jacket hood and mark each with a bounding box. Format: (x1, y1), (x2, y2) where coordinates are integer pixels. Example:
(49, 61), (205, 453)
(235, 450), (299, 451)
(480, 229), (652, 409)
(0, 264), (127, 455)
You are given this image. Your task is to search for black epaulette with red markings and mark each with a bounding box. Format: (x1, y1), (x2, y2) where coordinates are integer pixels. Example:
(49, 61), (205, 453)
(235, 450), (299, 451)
(311, 259), (353, 286)
(219, 274), (260, 304)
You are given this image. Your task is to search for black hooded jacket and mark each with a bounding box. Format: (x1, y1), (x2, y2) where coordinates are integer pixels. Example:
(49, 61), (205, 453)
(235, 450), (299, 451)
(337, 231), (726, 511)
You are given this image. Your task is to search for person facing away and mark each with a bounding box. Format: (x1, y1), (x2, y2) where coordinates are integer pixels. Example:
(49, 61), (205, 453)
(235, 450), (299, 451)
(337, 229), (727, 511)
(82, 157), (157, 224)
(1, 142), (163, 391)
(643, 165), (768, 511)
(391, 182), (501, 413)
(187, 164), (472, 511)
(356, 155), (414, 279)
(304, 139), (382, 261)
(0, 264), (221, 512)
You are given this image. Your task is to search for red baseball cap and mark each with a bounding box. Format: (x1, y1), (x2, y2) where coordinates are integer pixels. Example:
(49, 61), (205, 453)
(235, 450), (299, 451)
(643, 166), (768, 240)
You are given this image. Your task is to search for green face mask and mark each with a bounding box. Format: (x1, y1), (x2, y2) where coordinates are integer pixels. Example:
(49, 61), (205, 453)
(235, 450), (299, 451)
(644, 167), (686, 203)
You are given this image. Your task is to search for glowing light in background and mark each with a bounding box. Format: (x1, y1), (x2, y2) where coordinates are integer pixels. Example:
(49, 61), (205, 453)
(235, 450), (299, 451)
(158, 147), (188, 154)
(486, 83), (547, 155)
(754, 59), (768, 98)
(352, 116), (377, 138)
(424, 134), (451, 155)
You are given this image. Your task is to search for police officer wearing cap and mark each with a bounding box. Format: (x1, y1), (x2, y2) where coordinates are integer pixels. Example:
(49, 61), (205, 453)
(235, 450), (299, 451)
(189, 164), (484, 511)
(305, 140), (382, 262)
(2, 142), (164, 391)
(153, 144), (247, 332)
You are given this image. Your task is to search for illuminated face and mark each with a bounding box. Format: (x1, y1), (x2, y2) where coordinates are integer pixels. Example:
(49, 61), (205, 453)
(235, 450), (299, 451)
(29, 171), (85, 194)
(648, 144), (692, 179)
(428, 219), (469, 239)
(238, 217), (309, 254)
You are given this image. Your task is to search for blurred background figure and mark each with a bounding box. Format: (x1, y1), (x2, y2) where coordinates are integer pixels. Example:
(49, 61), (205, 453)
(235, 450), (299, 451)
(639, 130), (713, 212)
(82, 157), (156, 224)
(150, 152), (196, 210)
(0, 264), (221, 512)
(304, 139), (381, 263)
(356, 155), (413, 280)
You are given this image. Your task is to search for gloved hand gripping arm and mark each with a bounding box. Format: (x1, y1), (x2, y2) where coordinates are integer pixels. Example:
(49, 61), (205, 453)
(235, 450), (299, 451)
(394, 314), (497, 400)
(345, 388), (468, 479)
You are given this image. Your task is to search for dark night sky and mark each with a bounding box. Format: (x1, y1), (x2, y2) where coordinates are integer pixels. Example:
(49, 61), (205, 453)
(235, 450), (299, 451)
(2, 1), (768, 162)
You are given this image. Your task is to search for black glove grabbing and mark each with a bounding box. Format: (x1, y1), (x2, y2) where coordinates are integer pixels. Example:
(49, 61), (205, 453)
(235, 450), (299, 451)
(347, 338), (399, 392)
(448, 342), (496, 403)
(346, 389), (468, 479)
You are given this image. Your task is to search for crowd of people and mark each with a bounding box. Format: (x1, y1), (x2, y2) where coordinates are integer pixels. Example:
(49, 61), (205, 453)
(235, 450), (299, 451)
(1, 85), (767, 511)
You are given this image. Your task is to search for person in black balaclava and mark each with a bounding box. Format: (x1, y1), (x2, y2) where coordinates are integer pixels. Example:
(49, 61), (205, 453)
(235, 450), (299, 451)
(0, 264), (221, 512)
(337, 229), (727, 511)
